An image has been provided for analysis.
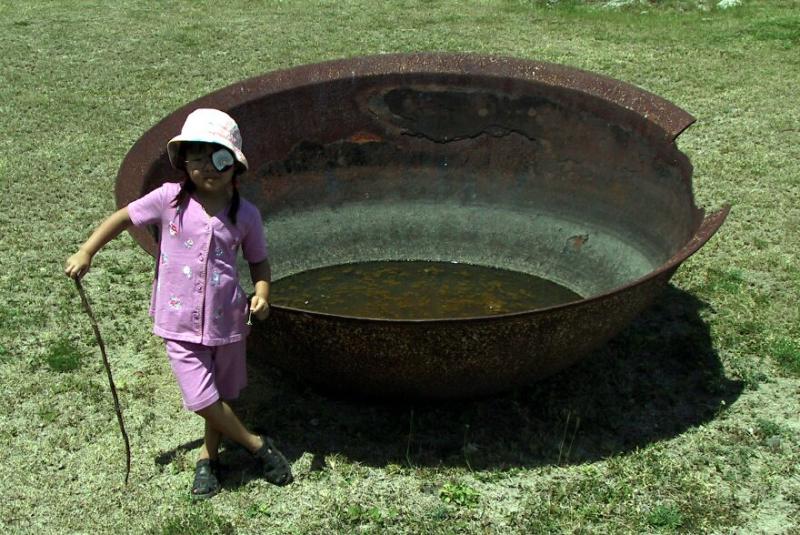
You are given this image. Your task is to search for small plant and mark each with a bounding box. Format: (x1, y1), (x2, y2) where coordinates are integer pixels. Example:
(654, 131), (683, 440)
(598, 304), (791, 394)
(245, 502), (271, 519)
(345, 504), (384, 524)
(439, 481), (480, 508)
(647, 503), (684, 530)
(41, 338), (85, 372)
(341, 503), (398, 528)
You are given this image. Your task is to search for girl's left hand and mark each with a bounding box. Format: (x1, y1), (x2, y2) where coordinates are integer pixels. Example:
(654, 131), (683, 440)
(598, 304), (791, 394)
(250, 295), (270, 320)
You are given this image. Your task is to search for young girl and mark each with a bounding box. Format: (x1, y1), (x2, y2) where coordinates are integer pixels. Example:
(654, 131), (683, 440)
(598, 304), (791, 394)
(65, 108), (293, 498)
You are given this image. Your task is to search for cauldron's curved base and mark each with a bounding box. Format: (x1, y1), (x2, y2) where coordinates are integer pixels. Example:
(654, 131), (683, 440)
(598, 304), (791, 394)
(248, 269), (674, 400)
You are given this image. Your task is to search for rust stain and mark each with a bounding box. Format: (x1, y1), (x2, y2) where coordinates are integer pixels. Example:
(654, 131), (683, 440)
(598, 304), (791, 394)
(347, 131), (384, 144)
(568, 234), (590, 251)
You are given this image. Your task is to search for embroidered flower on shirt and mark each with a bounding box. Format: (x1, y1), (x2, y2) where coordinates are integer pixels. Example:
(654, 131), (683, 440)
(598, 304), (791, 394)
(168, 221), (178, 236)
(213, 307), (224, 320)
(168, 296), (182, 310)
(184, 239), (194, 249)
(215, 246), (224, 257)
(161, 253), (168, 265)
(182, 266), (192, 278)
(211, 270), (221, 287)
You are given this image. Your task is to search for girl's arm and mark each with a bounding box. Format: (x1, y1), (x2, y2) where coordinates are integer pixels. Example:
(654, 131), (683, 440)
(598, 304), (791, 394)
(64, 207), (133, 279)
(248, 259), (272, 320)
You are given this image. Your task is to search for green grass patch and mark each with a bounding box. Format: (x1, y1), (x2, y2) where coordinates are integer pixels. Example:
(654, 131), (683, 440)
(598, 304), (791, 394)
(2, 0), (800, 533)
(755, 418), (781, 439)
(155, 502), (235, 535)
(439, 481), (481, 508)
(40, 338), (85, 373)
(344, 503), (399, 526)
(244, 502), (271, 519)
(37, 405), (59, 425)
(748, 16), (800, 48)
(647, 503), (684, 531)
(769, 337), (800, 375)
(702, 267), (746, 295)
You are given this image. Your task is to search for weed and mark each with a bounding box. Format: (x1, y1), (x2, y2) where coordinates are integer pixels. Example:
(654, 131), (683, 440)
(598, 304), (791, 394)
(345, 504), (389, 524)
(647, 503), (684, 530)
(245, 502), (271, 519)
(3, 1), (800, 534)
(439, 481), (480, 508)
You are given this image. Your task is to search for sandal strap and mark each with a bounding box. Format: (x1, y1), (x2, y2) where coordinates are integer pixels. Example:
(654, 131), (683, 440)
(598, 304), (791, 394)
(253, 436), (293, 486)
(192, 459), (221, 498)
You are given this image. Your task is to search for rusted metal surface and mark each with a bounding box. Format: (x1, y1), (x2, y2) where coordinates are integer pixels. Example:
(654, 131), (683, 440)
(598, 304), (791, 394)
(116, 53), (728, 399)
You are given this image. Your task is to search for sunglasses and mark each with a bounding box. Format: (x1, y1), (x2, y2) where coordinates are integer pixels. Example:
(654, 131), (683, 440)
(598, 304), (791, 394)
(186, 148), (236, 172)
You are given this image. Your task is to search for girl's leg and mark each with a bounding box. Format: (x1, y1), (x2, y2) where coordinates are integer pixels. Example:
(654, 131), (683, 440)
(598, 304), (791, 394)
(198, 419), (222, 461)
(196, 399), (263, 453)
(197, 399), (293, 486)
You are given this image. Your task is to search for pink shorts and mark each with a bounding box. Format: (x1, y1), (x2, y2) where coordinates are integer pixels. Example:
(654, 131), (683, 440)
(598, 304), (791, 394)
(164, 339), (247, 412)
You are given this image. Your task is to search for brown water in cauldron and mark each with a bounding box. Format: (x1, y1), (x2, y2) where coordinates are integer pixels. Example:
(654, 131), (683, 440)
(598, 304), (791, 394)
(270, 260), (582, 319)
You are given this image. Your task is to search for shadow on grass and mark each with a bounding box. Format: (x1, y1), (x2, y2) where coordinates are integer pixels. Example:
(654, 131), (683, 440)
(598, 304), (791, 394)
(165, 285), (743, 488)
(154, 439), (204, 467)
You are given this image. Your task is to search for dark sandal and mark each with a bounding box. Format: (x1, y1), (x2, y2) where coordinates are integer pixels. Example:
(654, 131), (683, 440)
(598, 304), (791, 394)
(253, 436), (293, 486)
(191, 459), (221, 500)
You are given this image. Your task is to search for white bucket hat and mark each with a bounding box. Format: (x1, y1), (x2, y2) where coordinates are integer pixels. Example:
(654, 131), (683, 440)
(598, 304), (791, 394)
(167, 108), (249, 171)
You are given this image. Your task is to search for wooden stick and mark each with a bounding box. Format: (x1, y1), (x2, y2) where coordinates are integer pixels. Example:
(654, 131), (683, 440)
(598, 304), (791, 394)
(74, 278), (131, 485)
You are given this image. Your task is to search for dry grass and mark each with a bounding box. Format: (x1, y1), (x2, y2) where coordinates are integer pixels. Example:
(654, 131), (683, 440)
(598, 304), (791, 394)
(1, 0), (798, 533)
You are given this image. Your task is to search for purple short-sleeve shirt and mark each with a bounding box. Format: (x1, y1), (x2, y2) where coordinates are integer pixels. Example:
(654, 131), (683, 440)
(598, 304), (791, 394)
(127, 182), (268, 346)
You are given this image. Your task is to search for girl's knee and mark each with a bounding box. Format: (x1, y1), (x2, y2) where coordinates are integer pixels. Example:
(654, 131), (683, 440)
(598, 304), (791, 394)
(194, 400), (221, 418)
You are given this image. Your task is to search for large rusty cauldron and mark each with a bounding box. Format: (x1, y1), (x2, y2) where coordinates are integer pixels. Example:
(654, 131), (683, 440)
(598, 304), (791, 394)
(116, 54), (728, 399)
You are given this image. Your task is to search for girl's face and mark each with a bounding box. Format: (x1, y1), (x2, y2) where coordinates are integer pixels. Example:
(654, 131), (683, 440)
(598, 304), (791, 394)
(184, 143), (235, 197)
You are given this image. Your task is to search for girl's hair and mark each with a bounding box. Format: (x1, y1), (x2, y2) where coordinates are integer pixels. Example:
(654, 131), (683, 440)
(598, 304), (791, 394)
(171, 142), (242, 224)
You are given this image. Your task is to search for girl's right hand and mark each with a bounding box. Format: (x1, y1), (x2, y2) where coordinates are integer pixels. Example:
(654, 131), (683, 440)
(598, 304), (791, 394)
(65, 250), (92, 280)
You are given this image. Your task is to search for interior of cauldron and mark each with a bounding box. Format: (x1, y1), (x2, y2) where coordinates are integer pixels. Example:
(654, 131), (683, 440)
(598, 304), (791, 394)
(232, 75), (702, 304)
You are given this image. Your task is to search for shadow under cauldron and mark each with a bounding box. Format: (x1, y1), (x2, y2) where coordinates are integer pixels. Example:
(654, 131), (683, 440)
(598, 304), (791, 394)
(234, 285), (742, 473)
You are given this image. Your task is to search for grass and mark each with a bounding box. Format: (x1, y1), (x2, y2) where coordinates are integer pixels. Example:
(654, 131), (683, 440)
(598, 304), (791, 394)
(2, 0), (799, 533)
(771, 337), (800, 375)
(40, 338), (85, 373)
(646, 503), (684, 531)
(157, 502), (235, 535)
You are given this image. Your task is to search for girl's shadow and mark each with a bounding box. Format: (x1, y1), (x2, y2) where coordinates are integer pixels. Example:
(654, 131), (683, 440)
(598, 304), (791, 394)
(159, 285), (743, 487)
